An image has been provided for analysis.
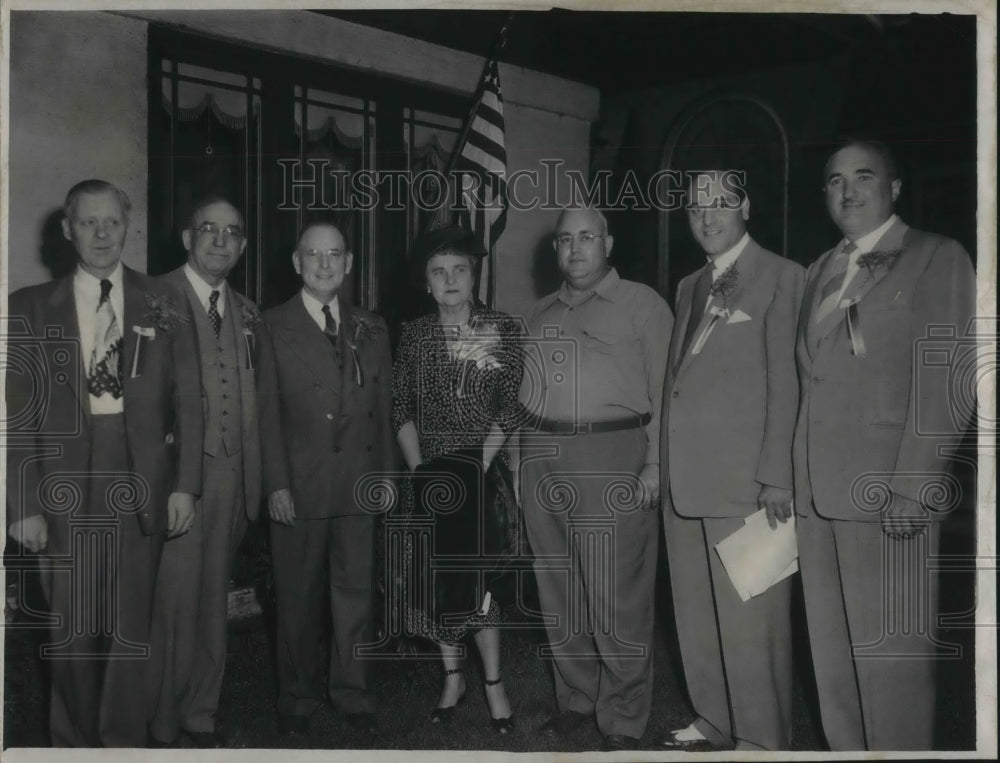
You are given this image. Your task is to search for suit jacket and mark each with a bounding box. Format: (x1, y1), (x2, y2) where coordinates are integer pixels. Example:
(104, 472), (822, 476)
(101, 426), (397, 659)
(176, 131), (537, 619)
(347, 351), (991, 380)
(158, 266), (263, 520)
(662, 239), (805, 517)
(5, 265), (203, 544)
(793, 219), (975, 522)
(256, 292), (394, 519)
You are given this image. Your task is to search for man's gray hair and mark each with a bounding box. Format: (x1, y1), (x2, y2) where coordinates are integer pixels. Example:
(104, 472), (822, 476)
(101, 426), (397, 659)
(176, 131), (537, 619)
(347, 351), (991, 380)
(64, 179), (132, 221)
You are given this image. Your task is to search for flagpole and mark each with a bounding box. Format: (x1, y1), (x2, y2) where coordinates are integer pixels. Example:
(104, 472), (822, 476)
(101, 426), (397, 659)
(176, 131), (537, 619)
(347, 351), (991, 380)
(443, 11), (515, 181)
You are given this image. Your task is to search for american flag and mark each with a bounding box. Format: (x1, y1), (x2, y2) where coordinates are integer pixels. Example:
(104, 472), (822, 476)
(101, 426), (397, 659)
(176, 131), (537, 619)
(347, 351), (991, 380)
(454, 57), (508, 306)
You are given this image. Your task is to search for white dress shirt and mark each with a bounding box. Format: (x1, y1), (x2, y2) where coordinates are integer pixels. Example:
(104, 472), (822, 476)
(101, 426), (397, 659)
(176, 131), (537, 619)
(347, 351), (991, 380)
(183, 263), (227, 318)
(74, 262), (125, 414)
(300, 290), (341, 334)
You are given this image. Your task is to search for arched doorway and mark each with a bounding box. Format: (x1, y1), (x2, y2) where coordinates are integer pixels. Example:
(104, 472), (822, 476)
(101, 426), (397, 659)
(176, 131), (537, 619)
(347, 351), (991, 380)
(657, 94), (789, 303)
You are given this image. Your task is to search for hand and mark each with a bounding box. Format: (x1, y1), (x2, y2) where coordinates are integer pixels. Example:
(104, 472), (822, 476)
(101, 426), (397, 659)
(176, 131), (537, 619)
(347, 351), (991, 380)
(8, 515), (48, 553)
(637, 464), (660, 511)
(268, 488), (296, 526)
(758, 485), (793, 530)
(882, 492), (927, 539)
(167, 492), (196, 538)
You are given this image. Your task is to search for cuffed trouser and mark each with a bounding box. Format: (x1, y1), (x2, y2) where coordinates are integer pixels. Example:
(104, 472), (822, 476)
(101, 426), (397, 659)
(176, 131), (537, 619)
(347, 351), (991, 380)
(271, 513), (376, 717)
(662, 504), (793, 749)
(148, 448), (247, 739)
(797, 509), (942, 750)
(522, 426), (658, 739)
(42, 414), (164, 747)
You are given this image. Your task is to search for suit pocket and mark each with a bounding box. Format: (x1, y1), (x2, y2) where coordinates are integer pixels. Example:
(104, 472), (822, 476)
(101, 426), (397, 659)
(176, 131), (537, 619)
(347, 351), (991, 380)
(868, 376), (909, 428)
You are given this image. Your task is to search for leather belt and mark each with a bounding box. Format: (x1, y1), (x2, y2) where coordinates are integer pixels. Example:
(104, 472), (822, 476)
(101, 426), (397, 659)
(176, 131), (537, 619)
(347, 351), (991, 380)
(528, 412), (652, 434)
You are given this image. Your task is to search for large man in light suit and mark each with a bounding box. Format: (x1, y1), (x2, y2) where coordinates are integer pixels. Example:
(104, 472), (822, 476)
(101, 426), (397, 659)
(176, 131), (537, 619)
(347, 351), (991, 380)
(256, 220), (394, 737)
(794, 140), (975, 750)
(147, 197), (262, 747)
(659, 170), (804, 750)
(5, 179), (202, 747)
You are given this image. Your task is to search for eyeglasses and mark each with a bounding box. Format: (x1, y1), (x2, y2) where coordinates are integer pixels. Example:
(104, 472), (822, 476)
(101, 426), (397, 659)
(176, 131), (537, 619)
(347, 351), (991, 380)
(299, 249), (348, 260)
(192, 223), (244, 241)
(555, 232), (603, 248)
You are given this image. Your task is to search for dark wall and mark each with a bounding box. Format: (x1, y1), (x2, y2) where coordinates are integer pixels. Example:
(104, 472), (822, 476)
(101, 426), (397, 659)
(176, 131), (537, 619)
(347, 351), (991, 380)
(595, 14), (977, 306)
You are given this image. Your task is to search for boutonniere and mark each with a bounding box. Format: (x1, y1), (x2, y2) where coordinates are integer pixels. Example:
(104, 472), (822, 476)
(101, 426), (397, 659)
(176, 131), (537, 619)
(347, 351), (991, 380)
(143, 292), (189, 331)
(841, 250), (901, 359)
(709, 263), (739, 310)
(240, 302), (261, 370)
(449, 317), (503, 398)
(857, 248), (902, 276)
(345, 314), (384, 387)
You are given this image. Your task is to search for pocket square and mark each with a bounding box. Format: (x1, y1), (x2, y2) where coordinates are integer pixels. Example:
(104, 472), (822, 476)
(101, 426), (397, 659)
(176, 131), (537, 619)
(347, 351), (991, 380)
(727, 309), (752, 324)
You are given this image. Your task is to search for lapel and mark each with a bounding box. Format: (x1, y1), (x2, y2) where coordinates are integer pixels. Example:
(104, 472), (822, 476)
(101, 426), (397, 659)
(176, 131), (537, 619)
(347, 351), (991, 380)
(670, 273), (696, 375)
(675, 242), (760, 375)
(121, 266), (148, 387)
(842, 218), (909, 307)
(46, 275), (88, 418)
(338, 298), (355, 402)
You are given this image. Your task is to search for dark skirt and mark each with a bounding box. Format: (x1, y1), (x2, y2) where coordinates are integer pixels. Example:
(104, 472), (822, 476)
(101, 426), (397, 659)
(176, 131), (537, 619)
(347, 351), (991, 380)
(403, 449), (520, 643)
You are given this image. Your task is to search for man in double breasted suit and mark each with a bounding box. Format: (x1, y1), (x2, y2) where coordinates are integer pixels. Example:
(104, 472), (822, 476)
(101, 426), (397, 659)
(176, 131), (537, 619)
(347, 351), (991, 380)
(5, 179), (203, 747)
(794, 140), (975, 750)
(147, 197), (262, 747)
(659, 170), (804, 750)
(256, 220), (394, 737)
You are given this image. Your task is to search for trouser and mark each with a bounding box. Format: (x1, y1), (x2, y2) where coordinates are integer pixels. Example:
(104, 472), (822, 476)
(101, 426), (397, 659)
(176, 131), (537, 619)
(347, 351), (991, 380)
(42, 414), (164, 747)
(521, 427), (658, 739)
(797, 509), (942, 750)
(271, 513), (376, 716)
(662, 506), (793, 749)
(148, 447), (247, 739)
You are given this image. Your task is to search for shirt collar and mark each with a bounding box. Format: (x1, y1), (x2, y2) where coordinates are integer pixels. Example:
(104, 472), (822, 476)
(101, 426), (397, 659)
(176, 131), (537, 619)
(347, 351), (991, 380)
(846, 214), (898, 255)
(74, 260), (124, 294)
(183, 263), (227, 306)
(558, 266), (621, 305)
(706, 232), (750, 279)
(300, 289), (340, 326)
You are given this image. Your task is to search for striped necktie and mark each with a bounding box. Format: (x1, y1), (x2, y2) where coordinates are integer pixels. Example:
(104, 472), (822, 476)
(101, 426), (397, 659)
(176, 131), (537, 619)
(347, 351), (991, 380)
(814, 241), (857, 323)
(87, 278), (123, 399)
(321, 304), (339, 347)
(680, 263), (713, 359)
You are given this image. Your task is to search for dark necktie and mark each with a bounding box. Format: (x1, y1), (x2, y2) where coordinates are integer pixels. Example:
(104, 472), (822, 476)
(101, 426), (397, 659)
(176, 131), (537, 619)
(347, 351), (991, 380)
(680, 263), (713, 359)
(208, 289), (222, 336)
(321, 304), (339, 347)
(87, 278), (123, 399)
(815, 240), (857, 322)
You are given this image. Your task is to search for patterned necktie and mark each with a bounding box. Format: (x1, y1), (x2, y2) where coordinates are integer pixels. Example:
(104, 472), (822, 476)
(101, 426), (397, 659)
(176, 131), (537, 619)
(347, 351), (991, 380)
(321, 304), (339, 347)
(815, 240), (857, 323)
(88, 278), (123, 399)
(208, 289), (222, 336)
(680, 263), (713, 358)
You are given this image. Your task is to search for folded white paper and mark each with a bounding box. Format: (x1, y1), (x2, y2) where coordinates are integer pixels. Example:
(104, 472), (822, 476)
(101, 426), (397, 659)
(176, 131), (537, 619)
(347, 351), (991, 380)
(715, 508), (798, 602)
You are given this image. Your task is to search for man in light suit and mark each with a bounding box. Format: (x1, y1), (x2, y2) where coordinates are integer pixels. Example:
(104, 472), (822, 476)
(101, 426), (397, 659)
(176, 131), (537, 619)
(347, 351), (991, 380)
(256, 219), (394, 737)
(794, 140), (975, 750)
(5, 179), (202, 747)
(147, 197), (262, 747)
(658, 169), (804, 750)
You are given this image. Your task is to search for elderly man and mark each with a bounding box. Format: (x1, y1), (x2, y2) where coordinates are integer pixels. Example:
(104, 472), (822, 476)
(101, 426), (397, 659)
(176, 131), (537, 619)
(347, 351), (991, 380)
(659, 168), (804, 750)
(519, 206), (673, 752)
(794, 140), (975, 750)
(147, 197), (262, 747)
(5, 179), (202, 747)
(256, 219), (394, 737)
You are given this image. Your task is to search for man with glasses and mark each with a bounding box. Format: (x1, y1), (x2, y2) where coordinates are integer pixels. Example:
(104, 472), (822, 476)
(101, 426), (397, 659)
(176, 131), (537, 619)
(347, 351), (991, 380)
(147, 197), (262, 747)
(519, 206), (673, 751)
(256, 219), (394, 738)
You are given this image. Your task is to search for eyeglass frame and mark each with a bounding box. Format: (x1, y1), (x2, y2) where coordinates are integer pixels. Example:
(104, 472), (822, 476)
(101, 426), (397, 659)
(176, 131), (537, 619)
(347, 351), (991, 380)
(553, 231), (605, 249)
(190, 222), (245, 242)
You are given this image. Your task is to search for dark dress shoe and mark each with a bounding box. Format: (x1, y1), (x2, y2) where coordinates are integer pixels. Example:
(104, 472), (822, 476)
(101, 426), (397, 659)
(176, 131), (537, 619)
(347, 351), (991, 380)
(185, 729), (226, 748)
(601, 733), (642, 751)
(147, 733), (180, 748)
(345, 712), (378, 732)
(539, 710), (590, 738)
(278, 714), (310, 736)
